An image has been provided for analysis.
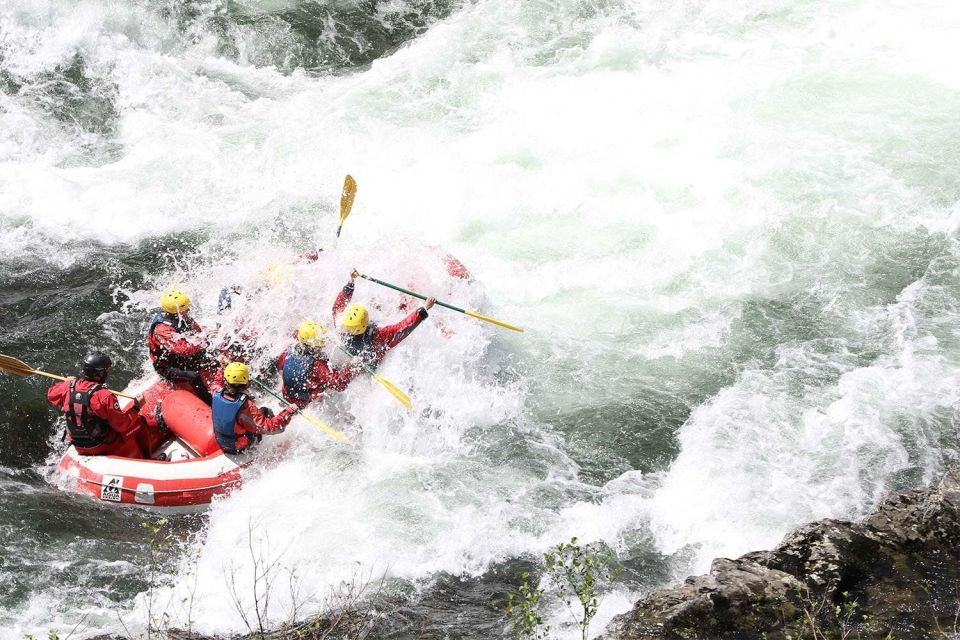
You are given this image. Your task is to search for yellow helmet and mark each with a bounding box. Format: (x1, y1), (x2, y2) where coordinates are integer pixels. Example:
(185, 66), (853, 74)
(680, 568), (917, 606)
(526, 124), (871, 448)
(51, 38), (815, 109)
(160, 289), (191, 314)
(223, 362), (250, 386)
(297, 320), (326, 348)
(260, 263), (288, 288)
(342, 304), (368, 336)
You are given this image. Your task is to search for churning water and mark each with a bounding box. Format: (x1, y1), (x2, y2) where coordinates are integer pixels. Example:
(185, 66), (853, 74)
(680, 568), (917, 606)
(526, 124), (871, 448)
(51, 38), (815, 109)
(3, 0), (960, 637)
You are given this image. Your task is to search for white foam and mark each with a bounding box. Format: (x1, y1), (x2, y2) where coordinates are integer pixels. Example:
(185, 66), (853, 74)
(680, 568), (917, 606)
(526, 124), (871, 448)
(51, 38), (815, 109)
(5, 0), (960, 635)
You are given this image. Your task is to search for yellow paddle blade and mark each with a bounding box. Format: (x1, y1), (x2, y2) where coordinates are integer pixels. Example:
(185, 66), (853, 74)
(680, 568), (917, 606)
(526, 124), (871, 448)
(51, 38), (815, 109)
(339, 174), (357, 224)
(0, 353), (135, 398)
(374, 374), (413, 410)
(336, 175), (357, 238)
(464, 310), (524, 333)
(300, 411), (351, 444)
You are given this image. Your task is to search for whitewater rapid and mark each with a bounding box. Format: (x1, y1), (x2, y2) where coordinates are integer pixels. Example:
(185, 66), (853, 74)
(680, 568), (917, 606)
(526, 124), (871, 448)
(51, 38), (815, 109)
(3, 0), (960, 637)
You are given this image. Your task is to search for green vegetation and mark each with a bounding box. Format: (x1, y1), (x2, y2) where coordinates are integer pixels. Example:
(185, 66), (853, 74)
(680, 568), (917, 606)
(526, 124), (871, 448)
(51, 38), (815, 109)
(775, 588), (894, 640)
(507, 537), (622, 640)
(506, 571), (549, 640)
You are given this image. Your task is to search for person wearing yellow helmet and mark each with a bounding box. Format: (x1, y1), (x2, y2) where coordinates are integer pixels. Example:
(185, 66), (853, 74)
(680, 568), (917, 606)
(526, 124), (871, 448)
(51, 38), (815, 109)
(147, 289), (214, 404)
(276, 320), (357, 408)
(211, 361), (298, 454)
(331, 270), (436, 370)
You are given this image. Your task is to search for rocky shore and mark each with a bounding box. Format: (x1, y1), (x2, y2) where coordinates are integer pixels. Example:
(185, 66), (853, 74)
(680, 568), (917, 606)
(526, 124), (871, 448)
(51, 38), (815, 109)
(605, 468), (960, 639)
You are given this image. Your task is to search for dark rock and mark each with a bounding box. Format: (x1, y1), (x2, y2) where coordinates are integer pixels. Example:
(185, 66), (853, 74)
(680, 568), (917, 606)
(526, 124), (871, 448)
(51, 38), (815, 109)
(605, 557), (803, 639)
(605, 468), (960, 639)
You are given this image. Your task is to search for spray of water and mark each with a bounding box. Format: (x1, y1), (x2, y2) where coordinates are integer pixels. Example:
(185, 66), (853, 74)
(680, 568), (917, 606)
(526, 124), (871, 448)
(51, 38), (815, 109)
(4, 0), (960, 636)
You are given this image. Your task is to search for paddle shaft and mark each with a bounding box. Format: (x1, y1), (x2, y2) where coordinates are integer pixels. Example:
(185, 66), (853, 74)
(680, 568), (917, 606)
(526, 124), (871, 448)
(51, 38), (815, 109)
(357, 273), (523, 332)
(333, 343), (413, 409)
(0, 355), (136, 399)
(335, 344), (376, 377)
(250, 376), (288, 405)
(358, 274), (466, 313)
(249, 377), (350, 444)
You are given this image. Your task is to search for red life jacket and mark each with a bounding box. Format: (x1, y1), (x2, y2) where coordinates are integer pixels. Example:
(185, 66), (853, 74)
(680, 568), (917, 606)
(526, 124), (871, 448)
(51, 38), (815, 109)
(147, 312), (206, 371)
(61, 379), (112, 448)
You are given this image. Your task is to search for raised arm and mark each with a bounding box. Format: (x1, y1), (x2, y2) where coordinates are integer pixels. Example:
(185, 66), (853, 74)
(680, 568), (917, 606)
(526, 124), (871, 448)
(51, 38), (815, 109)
(332, 270), (359, 319)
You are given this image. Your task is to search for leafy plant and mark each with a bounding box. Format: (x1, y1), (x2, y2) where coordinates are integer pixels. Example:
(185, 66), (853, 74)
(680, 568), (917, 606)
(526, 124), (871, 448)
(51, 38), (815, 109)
(506, 572), (550, 640)
(544, 537), (621, 640)
(506, 537), (621, 640)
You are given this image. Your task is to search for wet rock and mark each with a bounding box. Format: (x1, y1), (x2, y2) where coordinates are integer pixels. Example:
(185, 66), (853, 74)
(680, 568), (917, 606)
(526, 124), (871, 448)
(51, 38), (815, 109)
(605, 468), (960, 639)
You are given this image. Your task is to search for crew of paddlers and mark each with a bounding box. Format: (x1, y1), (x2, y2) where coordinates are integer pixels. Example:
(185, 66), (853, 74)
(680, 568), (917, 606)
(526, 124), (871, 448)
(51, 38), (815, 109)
(0, 178), (523, 507)
(49, 266), (436, 458)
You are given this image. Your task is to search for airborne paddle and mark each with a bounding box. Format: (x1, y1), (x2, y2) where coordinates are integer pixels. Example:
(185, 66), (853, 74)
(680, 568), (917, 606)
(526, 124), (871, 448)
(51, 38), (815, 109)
(249, 377), (351, 444)
(356, 272), (524, 333)
(336, 175), (357, 238)
(335, 343), (413, 410)
(0, 354), (137, 399)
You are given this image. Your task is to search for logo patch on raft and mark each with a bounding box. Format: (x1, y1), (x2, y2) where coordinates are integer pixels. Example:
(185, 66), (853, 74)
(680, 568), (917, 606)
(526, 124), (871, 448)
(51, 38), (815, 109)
(100, 475), (123, 502)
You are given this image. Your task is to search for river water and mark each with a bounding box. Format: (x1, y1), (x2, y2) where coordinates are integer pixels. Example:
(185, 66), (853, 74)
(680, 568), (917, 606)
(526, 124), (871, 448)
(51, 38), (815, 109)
(2, 0), (960, 637)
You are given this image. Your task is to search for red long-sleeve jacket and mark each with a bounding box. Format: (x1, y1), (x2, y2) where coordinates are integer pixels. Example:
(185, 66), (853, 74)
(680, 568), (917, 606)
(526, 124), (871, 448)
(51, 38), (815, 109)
(332, 281), (429, 368)
(219, 392), (297, 451)
(331, 281), (356, 319)
(47, 378), (143, 456)
(147, 313), (208, 371)
(277, 346), (357, 408)
(293, 248), (322, 264)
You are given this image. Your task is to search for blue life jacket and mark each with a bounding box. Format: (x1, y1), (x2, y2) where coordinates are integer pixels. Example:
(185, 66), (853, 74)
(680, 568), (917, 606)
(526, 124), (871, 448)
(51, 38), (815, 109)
(212, 390), (247, 452)
(218, 285), (242, 313)
(344, 324), (379, 370)
(218, 287), (233, 313)
(281, 348), (318, 402)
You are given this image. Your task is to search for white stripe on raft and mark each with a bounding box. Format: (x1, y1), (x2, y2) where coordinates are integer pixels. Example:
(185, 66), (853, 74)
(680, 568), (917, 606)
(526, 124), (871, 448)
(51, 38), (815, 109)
(64, 447), (245, 481)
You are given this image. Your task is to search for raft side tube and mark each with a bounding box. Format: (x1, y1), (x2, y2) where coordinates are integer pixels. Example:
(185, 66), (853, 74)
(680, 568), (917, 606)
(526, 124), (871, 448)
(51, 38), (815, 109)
(161, 390), (220, 456)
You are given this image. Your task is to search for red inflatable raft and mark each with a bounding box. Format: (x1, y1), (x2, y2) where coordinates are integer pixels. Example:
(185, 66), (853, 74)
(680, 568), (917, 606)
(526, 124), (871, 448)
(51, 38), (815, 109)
(56, 381), (248, 513)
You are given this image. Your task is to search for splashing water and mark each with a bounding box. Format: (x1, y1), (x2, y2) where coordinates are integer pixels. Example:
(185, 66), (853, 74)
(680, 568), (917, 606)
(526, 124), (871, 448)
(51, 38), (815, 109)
(3, 0), (960, 637)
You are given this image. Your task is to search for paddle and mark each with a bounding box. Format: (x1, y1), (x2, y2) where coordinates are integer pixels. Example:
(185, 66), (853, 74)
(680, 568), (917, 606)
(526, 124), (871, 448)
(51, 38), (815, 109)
(248, 377), (350, 444)
(335, 343), (413, 410)
(356, 272), (524, 333)
(336, 174), (357, 238)
(0, 354), (137, 399)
